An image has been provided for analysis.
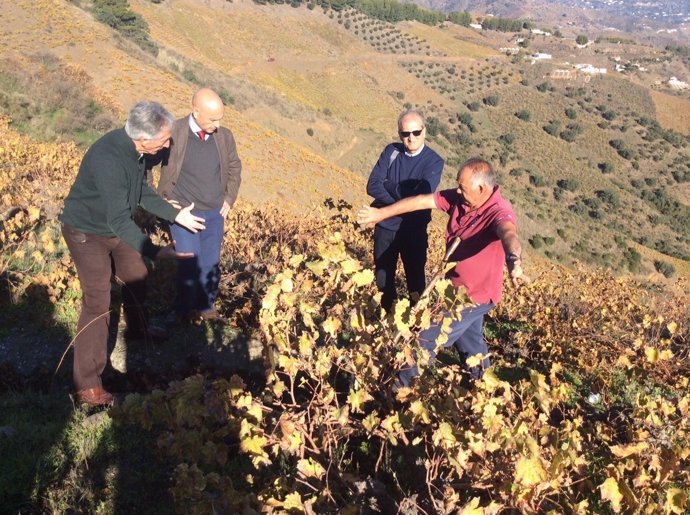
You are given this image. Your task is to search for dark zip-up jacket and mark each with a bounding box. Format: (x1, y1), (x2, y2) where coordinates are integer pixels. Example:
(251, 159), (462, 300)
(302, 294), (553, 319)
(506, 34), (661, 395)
(60, 128), (178, 259)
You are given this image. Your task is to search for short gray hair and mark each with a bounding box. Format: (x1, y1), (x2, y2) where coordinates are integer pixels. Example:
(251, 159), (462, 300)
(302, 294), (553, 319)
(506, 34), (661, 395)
(458, 158), (497, 188)
(397, 109), (425, 131)
(125, 101), (175, 140)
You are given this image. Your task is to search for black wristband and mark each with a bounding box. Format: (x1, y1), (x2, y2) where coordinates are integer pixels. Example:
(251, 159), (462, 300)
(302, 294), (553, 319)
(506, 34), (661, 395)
(506, 252), (521, 264)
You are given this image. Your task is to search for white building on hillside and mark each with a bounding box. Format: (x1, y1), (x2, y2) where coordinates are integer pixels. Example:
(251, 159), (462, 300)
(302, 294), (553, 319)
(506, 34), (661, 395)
(531, 29), (551, 36)
(470, 23), (483, 30)
(669, 77), (689, 90)
(574, 63), (606, 74)
(531, 53), (552, 60)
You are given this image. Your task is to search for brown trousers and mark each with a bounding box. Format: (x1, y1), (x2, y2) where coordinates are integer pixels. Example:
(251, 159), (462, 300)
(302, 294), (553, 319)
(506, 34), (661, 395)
(62, 224), (149, 391)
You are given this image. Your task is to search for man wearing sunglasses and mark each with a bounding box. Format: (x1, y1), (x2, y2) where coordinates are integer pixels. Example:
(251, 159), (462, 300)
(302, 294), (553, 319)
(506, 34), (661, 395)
(366, 109), (444, 313)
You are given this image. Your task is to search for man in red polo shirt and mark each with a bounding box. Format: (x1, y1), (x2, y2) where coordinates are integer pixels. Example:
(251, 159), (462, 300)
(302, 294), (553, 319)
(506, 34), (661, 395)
(357, 158), (528, 384)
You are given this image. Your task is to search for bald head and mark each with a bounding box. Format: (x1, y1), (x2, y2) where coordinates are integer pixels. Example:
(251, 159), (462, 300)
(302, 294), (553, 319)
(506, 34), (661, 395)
(192, 88), (225, 134)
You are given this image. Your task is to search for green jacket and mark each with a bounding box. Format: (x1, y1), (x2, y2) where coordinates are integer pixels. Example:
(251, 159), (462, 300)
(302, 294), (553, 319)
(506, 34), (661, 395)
(60, 128), (178, 259)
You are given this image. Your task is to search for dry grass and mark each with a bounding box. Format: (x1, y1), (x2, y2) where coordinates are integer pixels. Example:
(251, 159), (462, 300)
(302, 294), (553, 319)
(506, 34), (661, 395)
(650, 90), (690, 134)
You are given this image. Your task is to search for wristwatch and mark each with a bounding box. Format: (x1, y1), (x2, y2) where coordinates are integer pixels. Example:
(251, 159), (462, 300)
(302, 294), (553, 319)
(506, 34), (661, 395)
(506, 252), (521, 264)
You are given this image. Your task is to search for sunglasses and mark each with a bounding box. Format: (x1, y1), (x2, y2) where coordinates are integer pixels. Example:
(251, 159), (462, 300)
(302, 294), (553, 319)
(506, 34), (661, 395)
(399, 129), (424, 138)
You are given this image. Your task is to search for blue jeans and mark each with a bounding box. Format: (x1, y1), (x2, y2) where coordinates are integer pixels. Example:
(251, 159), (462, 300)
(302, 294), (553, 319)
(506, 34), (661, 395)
(399, 302), (495, 386)
(170, 207), (224, 316)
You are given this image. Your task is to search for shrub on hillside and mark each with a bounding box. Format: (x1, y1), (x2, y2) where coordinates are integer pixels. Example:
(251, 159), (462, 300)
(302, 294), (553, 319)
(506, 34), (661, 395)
(515, 110), (531, 121)
(556, 178), (579, 192)
(559, 123), (582, 143)
(529, 174), (547, 187)
(92, 0), (158, 55)
(654, 260), (676, 278)
(543, 121), (560, 137)
(529, 234), (544, 249)
(483, 95), (500, 106)
(598, 162), (614, 174)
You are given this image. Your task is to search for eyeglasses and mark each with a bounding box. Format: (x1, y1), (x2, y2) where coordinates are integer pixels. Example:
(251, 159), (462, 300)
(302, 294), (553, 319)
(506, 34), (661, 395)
(399, 129), (424, 138)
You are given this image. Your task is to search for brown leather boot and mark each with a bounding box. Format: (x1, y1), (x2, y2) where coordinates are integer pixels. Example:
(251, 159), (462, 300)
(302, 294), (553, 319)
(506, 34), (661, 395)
(76, 387), (114, 406)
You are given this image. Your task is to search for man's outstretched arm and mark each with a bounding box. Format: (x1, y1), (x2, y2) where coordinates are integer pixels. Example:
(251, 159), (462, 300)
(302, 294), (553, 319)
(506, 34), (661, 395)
(357, 193), (436, 228)
(496, 220), (530, 287)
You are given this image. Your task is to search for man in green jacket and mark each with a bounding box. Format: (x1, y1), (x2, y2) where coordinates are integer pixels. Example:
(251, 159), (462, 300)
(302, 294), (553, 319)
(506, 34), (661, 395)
(60, 101), (205, 406)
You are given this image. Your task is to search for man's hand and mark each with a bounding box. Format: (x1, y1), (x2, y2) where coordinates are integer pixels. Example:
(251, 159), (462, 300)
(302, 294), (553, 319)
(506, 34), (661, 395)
(220, 200), (231, 218)
(507, 260), (531, 288)
(175, 202), (206, 233)
(356, 206), (383, 228)
(155, 242), (195, 260)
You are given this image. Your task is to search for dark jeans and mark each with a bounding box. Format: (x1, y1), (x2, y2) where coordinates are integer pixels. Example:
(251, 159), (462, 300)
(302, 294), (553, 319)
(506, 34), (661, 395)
(170, 207), (223, 316)
(62, 224), (149, 391)
(399, 302), (495, 386)
(373, 224), (428, 312)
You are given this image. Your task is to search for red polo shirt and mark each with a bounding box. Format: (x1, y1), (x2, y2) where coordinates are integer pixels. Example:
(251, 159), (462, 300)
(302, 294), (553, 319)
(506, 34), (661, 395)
(433, 186), (517, 304)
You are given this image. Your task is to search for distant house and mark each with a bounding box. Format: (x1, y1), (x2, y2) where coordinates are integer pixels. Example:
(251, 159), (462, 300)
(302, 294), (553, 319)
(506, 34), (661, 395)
(470, 23), (483, 30)
(531, 53), (552, 61)
(531, 29), (551, 36)
(669, 77), (689, 90)
(575, 64), (607, 74)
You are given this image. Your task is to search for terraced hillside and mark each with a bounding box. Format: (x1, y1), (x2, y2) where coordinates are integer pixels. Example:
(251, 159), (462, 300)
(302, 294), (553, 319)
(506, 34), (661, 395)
(0, 0), (369, 212)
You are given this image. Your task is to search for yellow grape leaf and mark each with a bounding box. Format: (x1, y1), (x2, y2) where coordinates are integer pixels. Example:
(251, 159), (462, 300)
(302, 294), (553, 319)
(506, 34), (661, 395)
(340, 258), (362, 274)
(246, 405), (263, 423)
(352, 269), (374, 287)
(240, 434), (268, 457)
(659, 349), (673, 361)
(27, 206), (40, 221)
(393, 298), (412, 336)
(297, 458), (326, 480)
(599, 477), (623, 513)
(666, 488), (688, 514)
(616, 355), (633, 369)
(409, 400), (431, 424)
(609, 442), (648, 458)
(272, 380), (286, 398)
(278, 355), (300, 375)
(466, 353), (484, 368)
(280, 277), (294, 293)
(644, 347), (659, 363)
(667, 322), (678, 335)
(298, 332), (314, 357)
(288, 254), (304, 267)
(261, 284), (280, 310)
(322, 316), (341, 338)
(433, 422), (457, 448)
(348, 388), (372, 413)
(362, 412), (380, 432)
(382, 413), (401, 433)
(350, 309), (364, 330)
(459, 497), (483, 515)
(306, 259), (327, 276)
(282, 492), (304, 511)
(514, 455), (547, 487)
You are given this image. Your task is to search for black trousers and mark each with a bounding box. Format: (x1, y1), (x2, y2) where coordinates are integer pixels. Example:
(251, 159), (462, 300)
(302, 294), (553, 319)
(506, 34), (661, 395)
(373, 224), (428, 312)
